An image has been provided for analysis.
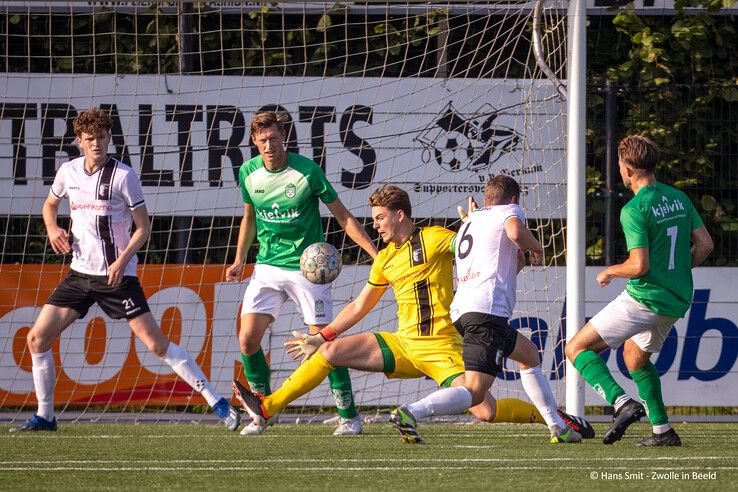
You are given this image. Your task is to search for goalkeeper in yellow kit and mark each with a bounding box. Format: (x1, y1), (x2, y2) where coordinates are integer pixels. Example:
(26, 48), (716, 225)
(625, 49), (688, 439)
(233, 185), (566, 435)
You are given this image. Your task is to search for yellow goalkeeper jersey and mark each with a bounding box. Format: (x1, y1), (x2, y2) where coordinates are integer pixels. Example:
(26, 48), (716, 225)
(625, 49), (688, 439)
(368, 226), (457, 339)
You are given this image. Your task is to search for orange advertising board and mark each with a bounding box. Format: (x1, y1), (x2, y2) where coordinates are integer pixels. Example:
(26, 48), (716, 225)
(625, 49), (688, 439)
(0, 264), (252, 408)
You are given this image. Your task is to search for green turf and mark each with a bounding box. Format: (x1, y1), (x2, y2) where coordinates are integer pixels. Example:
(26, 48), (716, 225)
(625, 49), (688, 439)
(1, 422), (735, 491)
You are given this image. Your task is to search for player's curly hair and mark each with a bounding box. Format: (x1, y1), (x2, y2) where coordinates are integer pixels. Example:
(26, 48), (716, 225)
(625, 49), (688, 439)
(73, 108), (113, 137)
(618, 134), (659, 173)
(484, 175), (520, 205)
(369, 185), (412, 218)
(250, 111), (286, 136)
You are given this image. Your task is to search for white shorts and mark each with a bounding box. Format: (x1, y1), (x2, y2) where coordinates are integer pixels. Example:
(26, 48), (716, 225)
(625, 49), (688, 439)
(241, 263), (333, 325)
(589, 290), (678, 353)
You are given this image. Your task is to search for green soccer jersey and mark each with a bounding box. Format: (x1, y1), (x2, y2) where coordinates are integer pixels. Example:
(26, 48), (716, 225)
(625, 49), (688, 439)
(238, 152), (338, 270)
(621, 182), (704, 317)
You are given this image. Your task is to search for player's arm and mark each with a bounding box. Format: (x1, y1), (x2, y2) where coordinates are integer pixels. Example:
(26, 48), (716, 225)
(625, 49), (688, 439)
(504, 216), (544, 265)
(42, 194), (71, 255)
(690, 226), (713, 267)
(106, 204), (151, 287)
(225, 203), (257, 281)
(596, 247), (649, 287)
(286, 283), (386, 361)
(326, 198), (378, 258)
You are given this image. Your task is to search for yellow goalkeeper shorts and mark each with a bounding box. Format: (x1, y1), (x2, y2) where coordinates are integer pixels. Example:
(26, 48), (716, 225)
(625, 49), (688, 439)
(374, 331), (464, 387)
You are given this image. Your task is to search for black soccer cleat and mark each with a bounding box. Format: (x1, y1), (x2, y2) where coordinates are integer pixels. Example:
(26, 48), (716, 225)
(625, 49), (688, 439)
(557, 409), (595, 439)
(636, 428), (682, 447)
(231, 379), (270, 427)
(602, 399), (646, 444)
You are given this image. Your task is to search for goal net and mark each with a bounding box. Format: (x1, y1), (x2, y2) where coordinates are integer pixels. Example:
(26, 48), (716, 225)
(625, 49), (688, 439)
(0, 0), (569, 423)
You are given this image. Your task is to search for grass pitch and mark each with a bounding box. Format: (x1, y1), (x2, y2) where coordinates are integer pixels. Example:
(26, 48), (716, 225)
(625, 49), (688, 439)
(1, 421), (735, 491)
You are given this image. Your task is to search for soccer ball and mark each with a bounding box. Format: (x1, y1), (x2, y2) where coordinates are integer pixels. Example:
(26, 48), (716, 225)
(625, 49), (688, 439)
(300, 242), (342, 285)
(434, 131), (474, 171)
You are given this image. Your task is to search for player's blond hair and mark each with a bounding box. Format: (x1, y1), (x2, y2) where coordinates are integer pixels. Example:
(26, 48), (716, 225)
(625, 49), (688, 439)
(250, 111), (285, 136)
(618, 134), (659, 173)
(484, 175), (520, 204)
(369, 185), (412, 218)
(73, 108), (112, 137)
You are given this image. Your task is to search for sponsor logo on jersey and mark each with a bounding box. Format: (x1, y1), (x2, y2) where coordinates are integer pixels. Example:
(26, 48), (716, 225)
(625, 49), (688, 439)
(285, 183), (296, 198)
(256, 202), (300, 222)
(70, 202), (113, 211)
(68, 186), (79, 190)
(254, 189), (265, 193)
(651, 195), (686, 218)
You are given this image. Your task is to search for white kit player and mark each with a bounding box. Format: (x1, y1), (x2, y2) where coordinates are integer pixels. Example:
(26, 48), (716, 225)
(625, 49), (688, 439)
(11, 108), (240, 432)
(390, 176), (592, 444)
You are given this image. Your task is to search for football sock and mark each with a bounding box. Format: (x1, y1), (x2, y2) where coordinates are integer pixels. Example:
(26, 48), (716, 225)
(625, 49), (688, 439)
(493, 398), (545, 424)
(653, 424), (671, 434)
(520, 366), (566, 429)
(161, 342), (222, 407)
(327, 367), (357, 419)
(573, 350), (626, 405)
(407, 386), (473, 421)
(263, 351), (334, 417)
(31, 350), (55, 421)
(630, 361), (669, 426)
(242, 348), (272, 396)
(613, 394), (631, 412)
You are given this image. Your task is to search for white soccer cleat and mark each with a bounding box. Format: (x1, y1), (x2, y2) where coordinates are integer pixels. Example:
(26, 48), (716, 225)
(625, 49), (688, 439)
(333, 415), (363, 436)
(239, 418), (275, 436)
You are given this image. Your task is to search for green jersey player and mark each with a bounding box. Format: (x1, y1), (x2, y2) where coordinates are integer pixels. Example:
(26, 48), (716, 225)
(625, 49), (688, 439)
(566, 135), (713, 446)
(225, 112), (377, 436)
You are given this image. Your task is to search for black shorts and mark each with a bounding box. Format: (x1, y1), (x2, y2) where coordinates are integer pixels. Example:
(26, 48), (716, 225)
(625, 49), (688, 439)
(453, 312), (518, 376)
(46, 270), (150, 320)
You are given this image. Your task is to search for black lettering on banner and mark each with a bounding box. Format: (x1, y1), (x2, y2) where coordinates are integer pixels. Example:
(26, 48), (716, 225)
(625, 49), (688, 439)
(0, 103), (37, 185)
(165, 104), (203, 187)
(339, 105), (376, 190)
(252, 104), (299, 158)
(139, 104), (172, 186)
(206, 106), (245, 186)
(299, 105), (336, 173)
(458, 221), (474, 260)
(100, 104), (131, 166)
(41, 104), (80, 185)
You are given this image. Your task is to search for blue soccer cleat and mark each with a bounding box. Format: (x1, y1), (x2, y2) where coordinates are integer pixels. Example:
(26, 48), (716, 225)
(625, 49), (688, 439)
(213, 397), (241, 432)
(9, 415), (57, 433)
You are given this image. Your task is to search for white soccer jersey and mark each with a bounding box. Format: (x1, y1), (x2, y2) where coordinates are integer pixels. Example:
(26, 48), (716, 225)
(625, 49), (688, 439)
(49, 156), (145, 277)
(450, 203), (526, 320)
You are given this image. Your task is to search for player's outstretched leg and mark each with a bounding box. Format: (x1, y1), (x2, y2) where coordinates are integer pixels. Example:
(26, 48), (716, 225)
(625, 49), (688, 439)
(232, 379), (274, 435)
(556, 410), (595, 439)
(602, 398), (646, 444)
(389, 405), (426, 444)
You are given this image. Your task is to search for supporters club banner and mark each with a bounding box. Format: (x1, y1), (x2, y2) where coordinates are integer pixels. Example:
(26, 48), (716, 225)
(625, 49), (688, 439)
(0, 74), (565, 219)
(0, 265), (736, 408)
